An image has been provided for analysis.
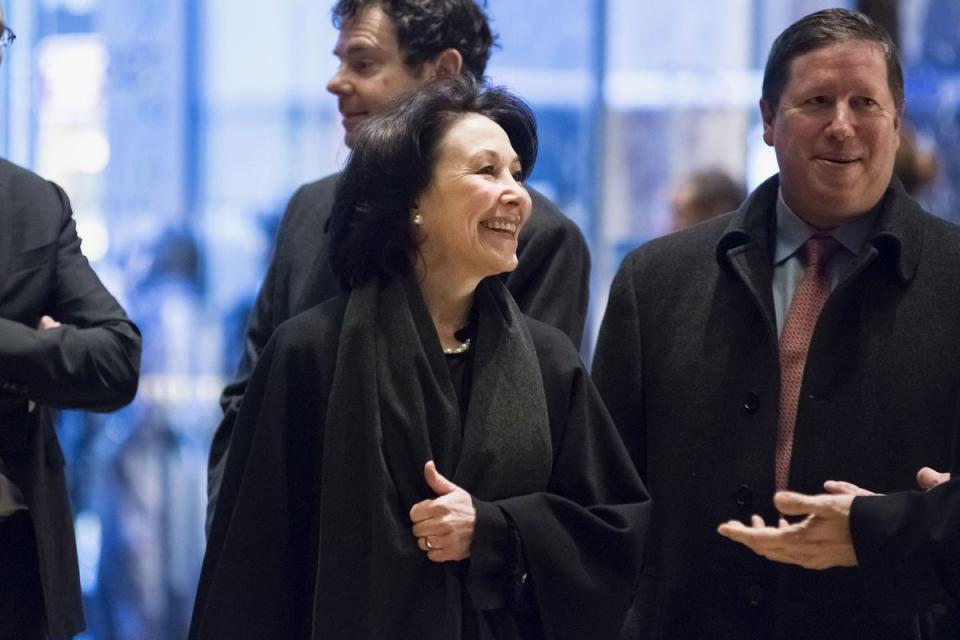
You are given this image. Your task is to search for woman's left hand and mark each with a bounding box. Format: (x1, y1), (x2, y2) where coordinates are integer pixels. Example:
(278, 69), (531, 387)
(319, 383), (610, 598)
(410, 460), (476, 562)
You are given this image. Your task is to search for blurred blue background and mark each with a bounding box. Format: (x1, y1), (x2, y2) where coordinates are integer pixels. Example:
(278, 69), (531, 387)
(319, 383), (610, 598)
(0, 1), (957, 637)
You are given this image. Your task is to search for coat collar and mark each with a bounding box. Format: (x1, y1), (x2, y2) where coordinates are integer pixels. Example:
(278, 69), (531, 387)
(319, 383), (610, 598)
(716, 173), (922, 286)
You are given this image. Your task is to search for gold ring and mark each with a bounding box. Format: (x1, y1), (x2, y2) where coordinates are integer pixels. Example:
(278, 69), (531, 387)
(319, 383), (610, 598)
(425, 537), (435, 550)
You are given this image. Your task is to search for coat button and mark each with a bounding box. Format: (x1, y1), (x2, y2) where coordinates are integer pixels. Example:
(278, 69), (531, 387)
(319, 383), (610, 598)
(746, 584), (765, 607)
(743, 392), (760, 413)
(732, 485), (753, 508)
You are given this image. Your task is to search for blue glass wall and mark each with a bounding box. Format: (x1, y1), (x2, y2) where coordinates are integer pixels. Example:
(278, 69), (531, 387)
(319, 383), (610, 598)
(1, 1), (957, 637)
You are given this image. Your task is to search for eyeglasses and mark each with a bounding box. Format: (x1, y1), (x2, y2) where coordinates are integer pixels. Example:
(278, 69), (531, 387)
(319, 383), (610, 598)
(0, 27), (15, 48)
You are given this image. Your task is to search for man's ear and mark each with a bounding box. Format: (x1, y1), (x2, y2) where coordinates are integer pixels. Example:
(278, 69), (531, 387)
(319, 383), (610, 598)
(760, 98), (776, 147)
(432, 48), (463, 78)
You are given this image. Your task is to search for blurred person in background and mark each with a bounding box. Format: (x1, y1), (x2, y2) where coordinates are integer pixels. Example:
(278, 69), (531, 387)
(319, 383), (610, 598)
(670, 168), (746, 231)
(0, 5), (141, 639)
(895, 121), (939, 197)
(192, 76), (648, 640)
(206, 0), (591, 531)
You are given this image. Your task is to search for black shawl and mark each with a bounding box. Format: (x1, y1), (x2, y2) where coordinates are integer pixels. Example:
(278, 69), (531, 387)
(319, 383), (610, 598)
(191, 275), (647, 639)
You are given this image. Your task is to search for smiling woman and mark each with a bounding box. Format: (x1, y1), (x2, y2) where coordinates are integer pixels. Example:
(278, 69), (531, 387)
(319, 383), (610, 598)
(190, 74), (650, 640)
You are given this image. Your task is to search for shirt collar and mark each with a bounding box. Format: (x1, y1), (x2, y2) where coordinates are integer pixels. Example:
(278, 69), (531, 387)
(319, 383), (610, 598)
(774, 190), (878, 265)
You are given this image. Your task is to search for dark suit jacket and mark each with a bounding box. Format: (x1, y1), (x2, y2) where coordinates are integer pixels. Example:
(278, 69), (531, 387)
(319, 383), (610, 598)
(593, 175), (960, 639)
(0, 159), (141, 638)
(207, 173), (590, 521)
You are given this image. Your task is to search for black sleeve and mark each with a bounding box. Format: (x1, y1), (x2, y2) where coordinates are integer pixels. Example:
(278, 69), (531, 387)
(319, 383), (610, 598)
(852, 480), (960, 603)
(0, 181), (140, 411)
(590, 253), (647, 479)
(465, 499), (513, 608)
(505, 193), (590, 349)
(492, 330), (651, 639)
(192, 319), (326, 640)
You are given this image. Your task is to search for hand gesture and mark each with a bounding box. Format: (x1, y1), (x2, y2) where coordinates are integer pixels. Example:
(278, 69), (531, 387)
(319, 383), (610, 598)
(717, 491), (857, 570)
(409, 461), (476, 562)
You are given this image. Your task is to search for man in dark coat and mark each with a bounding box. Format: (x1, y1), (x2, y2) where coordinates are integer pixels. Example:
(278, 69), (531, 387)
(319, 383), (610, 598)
(593, 8), (960, 639)
(206, 0), (590, 526)
(0, 12), (141, 637)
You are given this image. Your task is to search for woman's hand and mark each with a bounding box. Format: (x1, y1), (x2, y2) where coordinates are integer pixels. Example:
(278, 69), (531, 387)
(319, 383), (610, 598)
(410, 460), (476, 562)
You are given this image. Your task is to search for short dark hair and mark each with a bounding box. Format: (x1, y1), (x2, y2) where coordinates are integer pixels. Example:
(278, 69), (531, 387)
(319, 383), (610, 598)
(332, 0), (496, 82)
(328, 74), (537, 291)
(762, 8), (903, 114)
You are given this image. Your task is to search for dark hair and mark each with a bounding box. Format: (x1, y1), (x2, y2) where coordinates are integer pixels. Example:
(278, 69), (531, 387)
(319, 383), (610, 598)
(762, 8), (903, 114)
(332, 0), (496, 81)
(328, 74), (537, 291)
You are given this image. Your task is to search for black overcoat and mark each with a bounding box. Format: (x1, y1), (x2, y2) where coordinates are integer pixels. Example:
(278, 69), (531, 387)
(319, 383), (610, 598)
(0, 158), (141, 637)
(192, 277), (649, 639)
(593, 175), (960, 639)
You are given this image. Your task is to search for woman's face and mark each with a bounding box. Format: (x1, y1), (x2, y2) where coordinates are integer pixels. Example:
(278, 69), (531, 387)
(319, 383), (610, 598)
(415, 113), (532, 285)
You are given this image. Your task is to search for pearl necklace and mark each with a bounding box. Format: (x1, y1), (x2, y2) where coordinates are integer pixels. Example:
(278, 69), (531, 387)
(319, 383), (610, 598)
(443, 338), (472, 355)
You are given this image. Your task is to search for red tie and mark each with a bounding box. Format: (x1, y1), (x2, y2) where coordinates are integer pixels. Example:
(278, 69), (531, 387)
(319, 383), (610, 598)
(775, 234), (840, 491)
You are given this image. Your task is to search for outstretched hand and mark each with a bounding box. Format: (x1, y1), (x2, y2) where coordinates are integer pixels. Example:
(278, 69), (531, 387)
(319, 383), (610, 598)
(717, 490), (858, 570)
(409, 460), (476, 562)
(718, 468), (951, 571)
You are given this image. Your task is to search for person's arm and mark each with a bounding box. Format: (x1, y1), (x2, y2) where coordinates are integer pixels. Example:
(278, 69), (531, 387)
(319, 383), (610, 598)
(717, 490), (859, 569)
(491, 346), (650, 638)
(0, 181), (140, 411)
(505, 192), (590, 349)
(718, 474), (960, 612)
(716, 471), (956, 571)
(851, 476), (960, 598)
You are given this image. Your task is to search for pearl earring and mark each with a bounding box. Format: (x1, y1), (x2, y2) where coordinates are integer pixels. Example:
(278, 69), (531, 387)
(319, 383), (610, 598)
(413, 213), (423, 225)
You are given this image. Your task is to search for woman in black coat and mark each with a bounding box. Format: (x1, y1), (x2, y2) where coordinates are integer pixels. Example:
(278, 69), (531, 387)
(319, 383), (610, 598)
(190, 75), (649, 640)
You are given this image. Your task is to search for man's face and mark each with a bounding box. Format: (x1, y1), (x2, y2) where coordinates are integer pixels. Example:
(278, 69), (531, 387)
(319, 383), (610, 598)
(327, 4), (428, 147)
(761, 40), (901, 228)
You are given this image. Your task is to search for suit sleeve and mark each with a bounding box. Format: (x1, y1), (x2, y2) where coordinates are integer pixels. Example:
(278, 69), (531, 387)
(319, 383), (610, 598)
(506, 196), (590, 349)
(488, 337), (651, 639)
(591, 253), (647, 480)
(0, 181), (140, 411)
(852, 480), (960, 602)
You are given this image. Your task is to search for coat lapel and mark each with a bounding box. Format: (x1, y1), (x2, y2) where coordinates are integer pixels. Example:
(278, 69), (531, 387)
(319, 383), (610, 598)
(716, 175), (780, 347)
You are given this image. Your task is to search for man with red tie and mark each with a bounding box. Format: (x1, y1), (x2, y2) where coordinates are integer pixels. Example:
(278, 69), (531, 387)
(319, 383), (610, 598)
(593, 8), (960, 639)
